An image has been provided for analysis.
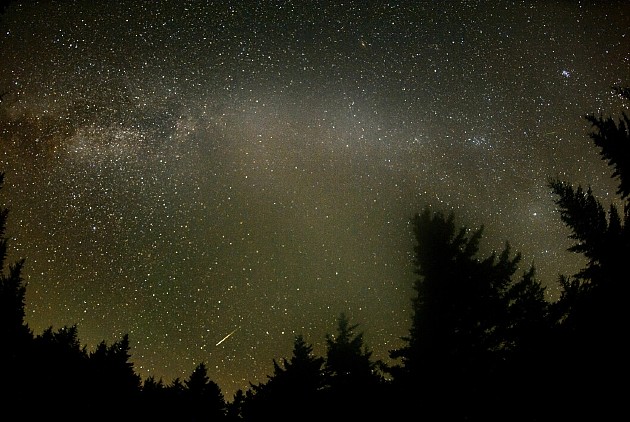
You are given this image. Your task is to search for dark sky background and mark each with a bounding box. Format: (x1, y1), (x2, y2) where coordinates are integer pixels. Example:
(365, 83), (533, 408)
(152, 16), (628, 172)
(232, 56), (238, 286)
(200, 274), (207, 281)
(0, 0), (628, 399)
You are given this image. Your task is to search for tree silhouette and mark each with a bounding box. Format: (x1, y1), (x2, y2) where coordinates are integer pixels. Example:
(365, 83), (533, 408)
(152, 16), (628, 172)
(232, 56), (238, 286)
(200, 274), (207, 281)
(547, 87), (630, 420)
(31, 325), (92, 407)
(225, 388), (246, 421)
(239, 334), (325, 420)
(586, 95), (630, 201)
(323, 312), (387, 419)
(166, 377), (187, 418)
(0, 173), (30, 349)
(86, 334), (142, 419)
(140, 374), (207, 422)
(182, 362), (226, 421)
(0, 171), (34, 418)
(324, 313), (381, 386)
(388, 207), (551, 421)
(141, 375), (169, 418)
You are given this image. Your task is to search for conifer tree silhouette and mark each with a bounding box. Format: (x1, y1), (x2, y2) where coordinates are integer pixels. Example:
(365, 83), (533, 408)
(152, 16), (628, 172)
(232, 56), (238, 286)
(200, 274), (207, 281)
(0, 172), (33, 418)
(0, 172), (30, 353)
(323, 312), (386, 419)
(87, 334), (142, 419)
(388, 207), (550, 421)
(183, 362), (226, 421)
(547, 87), (630, 420)
(239, 334), (325, 420)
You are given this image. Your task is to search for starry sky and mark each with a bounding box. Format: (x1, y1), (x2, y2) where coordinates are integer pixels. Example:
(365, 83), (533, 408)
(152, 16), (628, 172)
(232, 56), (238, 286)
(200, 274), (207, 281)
(0, 0), (628, 399)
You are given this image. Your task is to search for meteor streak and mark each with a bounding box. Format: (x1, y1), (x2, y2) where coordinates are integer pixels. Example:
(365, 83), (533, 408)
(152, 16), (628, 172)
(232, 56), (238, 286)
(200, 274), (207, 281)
(215, 326), (240, 346)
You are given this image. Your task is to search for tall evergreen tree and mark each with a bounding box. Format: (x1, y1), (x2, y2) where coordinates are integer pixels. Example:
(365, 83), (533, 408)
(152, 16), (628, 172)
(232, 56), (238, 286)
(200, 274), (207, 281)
(225, 388), (246, 421)
(587, 87), (630, 202)
(31, 324), (90, 406)
(548, 90), (630, 335)
(183, 362), (226, 421)
(390, 210), (512, 377)
(0, 172), (33, 419)
(87, 333), (142, 416)
(0, 172), (31, 352)
(547, 87), (630, 419)
(240, 334), (325, 420)
(324, 313), (381, 386)
(388, 208), (550, 420)
(323, 312), (386, 419)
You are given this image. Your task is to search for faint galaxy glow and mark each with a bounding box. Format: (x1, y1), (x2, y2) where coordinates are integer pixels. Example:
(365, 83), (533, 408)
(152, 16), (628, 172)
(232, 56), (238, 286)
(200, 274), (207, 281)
(0, 1), (628, 399)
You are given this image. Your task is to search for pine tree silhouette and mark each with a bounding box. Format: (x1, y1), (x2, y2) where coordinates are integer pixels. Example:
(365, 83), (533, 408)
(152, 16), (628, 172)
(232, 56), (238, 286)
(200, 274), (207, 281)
(388, 207), (551, 421)
(239, 334), (325, 420)
(547, 86), (630, 420)
(323, 312), (387, 419)
(183, 362), (226, 421)
(0, 172), (33, 419)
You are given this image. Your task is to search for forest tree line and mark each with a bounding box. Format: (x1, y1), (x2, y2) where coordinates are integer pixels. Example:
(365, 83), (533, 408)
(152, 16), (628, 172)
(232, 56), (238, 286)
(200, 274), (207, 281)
(1, 89), (628, 421)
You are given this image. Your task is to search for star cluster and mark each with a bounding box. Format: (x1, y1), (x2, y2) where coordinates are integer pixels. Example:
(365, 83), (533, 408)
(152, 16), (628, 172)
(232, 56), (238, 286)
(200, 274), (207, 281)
(1, 1), (628, 399)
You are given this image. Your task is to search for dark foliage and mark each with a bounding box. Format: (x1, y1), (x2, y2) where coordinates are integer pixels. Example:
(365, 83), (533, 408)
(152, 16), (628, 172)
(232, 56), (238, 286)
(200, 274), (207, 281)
(585, 108), (630, 201)
(322, 312), (389, 419)
(386, 208), (552, 421)
(238, 334), (326, 420)
(546, 88), (630, 420)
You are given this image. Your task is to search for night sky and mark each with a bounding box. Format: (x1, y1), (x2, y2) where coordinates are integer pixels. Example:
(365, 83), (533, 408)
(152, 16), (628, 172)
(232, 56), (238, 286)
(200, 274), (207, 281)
(1, 1), (628, 399)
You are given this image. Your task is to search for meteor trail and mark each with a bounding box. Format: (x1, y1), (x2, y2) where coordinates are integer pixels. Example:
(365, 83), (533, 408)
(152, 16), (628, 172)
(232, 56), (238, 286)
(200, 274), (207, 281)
(215, 326), (240, 346)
